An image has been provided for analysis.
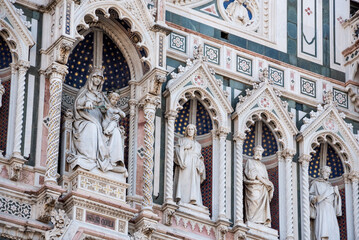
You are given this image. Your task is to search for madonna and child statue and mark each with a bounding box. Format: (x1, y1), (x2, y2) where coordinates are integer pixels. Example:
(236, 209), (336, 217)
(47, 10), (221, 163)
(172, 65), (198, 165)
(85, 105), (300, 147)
(67, 67), (127, 177)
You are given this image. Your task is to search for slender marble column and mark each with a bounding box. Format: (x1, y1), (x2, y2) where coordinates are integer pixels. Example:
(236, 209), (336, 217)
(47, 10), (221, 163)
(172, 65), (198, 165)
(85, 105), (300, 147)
(141, 95), (161, 209)
(233, 133), (245, 225)
(127, 97), (138, 196)
(283, 149), (295, 240)
(45, 63), (68, 184)
(12, 60), (30, 159)
(350, 172), (359, 239)
(299, 154), (311, 240)
(218, 127), (229, 220)
(164, 110), (177, 204)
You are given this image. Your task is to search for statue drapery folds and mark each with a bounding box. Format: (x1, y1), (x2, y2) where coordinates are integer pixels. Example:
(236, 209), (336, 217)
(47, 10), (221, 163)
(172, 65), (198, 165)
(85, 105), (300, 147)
(174, 124), (206, 206)
(67, 67), (127, 175)
(310, 166), (342, 240)
(244, 145), (274, 227)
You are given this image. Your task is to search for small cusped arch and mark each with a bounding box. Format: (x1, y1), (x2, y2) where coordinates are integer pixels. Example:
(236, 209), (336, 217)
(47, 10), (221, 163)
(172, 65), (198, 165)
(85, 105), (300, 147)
(306, 130), (353, 173)
(171, 86), (228, 128)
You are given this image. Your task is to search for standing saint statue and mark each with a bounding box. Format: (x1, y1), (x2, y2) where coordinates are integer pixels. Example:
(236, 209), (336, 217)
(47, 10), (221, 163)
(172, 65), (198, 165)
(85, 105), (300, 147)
(309, 166), (342, 240)
(244, 145), (274, 227)
(174, 124), (206, 206)
(67, 67), (127, 174)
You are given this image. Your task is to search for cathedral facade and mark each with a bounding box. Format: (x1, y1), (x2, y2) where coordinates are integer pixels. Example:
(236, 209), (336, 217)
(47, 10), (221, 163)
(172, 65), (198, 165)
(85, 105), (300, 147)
(0, 0), (359, 239)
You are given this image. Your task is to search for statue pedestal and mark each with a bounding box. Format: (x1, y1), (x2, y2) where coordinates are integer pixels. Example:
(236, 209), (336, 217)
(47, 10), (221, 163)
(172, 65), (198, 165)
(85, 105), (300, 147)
(177, 203), (210, 220)
(246, 222), (278, 240)
(60, 169), (137, 239)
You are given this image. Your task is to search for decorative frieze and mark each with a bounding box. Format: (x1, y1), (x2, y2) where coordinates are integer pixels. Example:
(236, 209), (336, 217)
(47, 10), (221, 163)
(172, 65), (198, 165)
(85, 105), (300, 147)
(170, 32), (186, 53)
(300, 77), (316, 98)
(333, 88), (348, 108)
(0, 196), (31, 219)
(236, 55), (252, 76)
(268, 66), (284, 87)
(70, 170), (128, 202)
(204, 44), (220, 65)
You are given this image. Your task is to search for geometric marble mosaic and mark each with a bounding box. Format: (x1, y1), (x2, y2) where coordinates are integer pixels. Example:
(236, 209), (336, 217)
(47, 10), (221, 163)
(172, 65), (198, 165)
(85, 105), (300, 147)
(0, 197), (31, 219)
(300, 77), (316, 98)
(268, 66), (284, 87)
(204, 44), (220, 65)
(170, 32), (186, 53)
(333, 88), (348, 108)
(236, 55), (252, 76)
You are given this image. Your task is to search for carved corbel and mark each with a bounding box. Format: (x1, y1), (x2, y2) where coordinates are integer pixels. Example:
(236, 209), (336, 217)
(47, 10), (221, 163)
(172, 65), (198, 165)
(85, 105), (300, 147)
(348, 87), (359, 112)
(9, 157), (26, 181)
(132, 223), (156, 240)
(56, 40), (73, 64)
(216, 225), (228, 240)
(37, 194), (57, 223)
(45, 209), (70, 240)
(235, 232), (247, 240)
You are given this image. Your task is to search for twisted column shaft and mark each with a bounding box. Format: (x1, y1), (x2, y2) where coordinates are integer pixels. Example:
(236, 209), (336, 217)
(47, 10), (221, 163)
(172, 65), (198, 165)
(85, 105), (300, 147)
(45, 63), (68, 184)
(141, 95), (160, 209)
(218, 128), (228, 219)
(299, 154), (311, 240)
(127, 99), (137, 196)
(234, 134), (245, 225)
(164, 111), (177, 203)
(351, 174), (359, 239)
(283, 149), (295, 240)
(12, 61), (30, 158)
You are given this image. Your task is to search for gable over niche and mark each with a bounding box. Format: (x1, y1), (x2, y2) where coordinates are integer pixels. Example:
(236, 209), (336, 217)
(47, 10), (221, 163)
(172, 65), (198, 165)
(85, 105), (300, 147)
(164, 56), (233, 127)
(233, 69), (298, 151)
(0, 0), (34, 61)
(298, 92), (359, 172)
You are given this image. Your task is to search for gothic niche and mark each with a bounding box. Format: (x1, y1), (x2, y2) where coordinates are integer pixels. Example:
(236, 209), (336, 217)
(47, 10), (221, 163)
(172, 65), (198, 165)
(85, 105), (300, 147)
(242, 121), (279, 231)
(174, 99), (213, 218)
(309, 142), (347, 239)
(0, 35), (12, 157)
(59, 29), (131, 178)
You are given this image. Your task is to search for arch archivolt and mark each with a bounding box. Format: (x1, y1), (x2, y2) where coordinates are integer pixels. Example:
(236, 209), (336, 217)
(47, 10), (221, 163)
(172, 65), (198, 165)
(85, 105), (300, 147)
(87, 20), (142, 81)
(172, 86), (226, 127)
(73, 1), (154, 69)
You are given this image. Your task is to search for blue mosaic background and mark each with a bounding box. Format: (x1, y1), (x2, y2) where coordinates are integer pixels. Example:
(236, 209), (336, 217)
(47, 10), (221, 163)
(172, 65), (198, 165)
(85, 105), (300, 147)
(175, 100), (212, 135)
(0, 36), (12, 69)
(65, 32), (130, 91)
(309, 144), (344, 179)
(243, 123), (278, 156)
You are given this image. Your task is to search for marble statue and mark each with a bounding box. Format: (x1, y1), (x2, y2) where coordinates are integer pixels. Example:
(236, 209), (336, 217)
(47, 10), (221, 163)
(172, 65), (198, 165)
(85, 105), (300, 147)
(244, 145), (274, 227)
(174, 124), (206, 206)
(67, 67), (127, 174)
(309, 166), (342, 240)
(226, 0), (250, 25)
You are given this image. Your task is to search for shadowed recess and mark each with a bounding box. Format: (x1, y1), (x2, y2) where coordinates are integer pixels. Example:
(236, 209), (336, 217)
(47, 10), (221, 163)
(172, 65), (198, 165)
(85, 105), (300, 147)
(0, 36), (12, 69)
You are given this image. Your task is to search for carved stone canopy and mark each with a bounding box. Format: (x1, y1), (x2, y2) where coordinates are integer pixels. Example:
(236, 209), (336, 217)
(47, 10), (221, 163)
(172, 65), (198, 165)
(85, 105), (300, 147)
(233, 73), (298, 151)
(164, 57), (233, 127)
(297, 97), (359, 172)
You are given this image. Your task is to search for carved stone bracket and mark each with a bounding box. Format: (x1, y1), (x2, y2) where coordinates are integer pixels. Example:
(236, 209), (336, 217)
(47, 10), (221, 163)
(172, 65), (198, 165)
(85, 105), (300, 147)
(348, 87), (359, 112)
(161, 203), (178, 226)
(9, 156), (26, 181)
(136, 68), (167, 100)
(215, 220), (230, 240)
(45, 209), (70, 240)
(132, 210), (160, 240)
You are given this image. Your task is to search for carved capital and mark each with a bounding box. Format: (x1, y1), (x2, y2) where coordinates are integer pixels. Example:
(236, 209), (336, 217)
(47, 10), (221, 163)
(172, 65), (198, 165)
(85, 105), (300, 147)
(17, 60), (30, 72)
(233, 132), (246, 143)
(349, 171), (359, 183)
(217, 127), (229, 138)
(276, 151), (284, 162)
(36, 194), (57, 223)
(165, 110), (177, 120)
(46, 62), (68, 81)
(140, 94), (161, 111)
(299, 154), (311, 167)
(163, 208), (176, 226)
(133, 223), (156, 240)
(282, 148), (295, 160)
